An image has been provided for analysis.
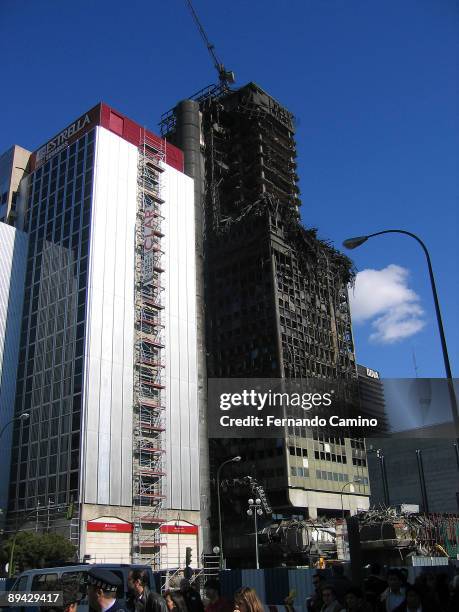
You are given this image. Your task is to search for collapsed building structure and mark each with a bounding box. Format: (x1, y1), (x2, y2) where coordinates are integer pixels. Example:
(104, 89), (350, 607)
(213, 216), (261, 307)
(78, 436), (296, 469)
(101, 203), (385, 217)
(353, 507), (459, 565)
(161, 82), (371, 564)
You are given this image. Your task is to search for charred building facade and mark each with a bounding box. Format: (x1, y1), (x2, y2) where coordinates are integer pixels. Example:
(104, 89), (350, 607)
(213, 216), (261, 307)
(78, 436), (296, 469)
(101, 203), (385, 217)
(161, 83), (370, 563)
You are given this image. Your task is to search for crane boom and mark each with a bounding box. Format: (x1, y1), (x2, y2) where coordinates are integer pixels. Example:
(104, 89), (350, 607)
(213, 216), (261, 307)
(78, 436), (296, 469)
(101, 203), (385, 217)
(184, 0), (235, 85)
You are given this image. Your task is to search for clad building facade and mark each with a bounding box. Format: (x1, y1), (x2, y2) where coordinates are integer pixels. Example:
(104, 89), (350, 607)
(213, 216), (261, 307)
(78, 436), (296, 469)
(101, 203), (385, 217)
(5, 104), (201, 567)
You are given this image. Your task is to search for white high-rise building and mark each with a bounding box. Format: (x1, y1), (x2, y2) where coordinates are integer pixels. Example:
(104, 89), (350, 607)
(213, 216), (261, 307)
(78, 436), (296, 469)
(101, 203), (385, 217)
(3, 103), (202, 567)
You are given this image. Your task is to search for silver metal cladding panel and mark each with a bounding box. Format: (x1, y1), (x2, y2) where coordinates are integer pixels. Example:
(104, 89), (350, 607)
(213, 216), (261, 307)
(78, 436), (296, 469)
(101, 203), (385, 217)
(0, 224), (28, 510)
(163, 165), (199, 511)
(82, 127), (136, 507)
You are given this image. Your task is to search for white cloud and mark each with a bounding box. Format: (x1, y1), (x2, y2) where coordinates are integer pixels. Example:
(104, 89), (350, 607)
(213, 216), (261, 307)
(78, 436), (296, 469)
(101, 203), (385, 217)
(349, 264), (426, 344)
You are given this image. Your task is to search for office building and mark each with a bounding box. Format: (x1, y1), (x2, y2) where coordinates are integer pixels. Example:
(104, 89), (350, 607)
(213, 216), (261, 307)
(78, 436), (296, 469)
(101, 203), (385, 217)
(3, 104), (201, 567)
(161, 83), (370, 562)
(0, 145), (31, 225)
(357, 364), (389, 434)
(368, 436), (458, 513)
(0, 223), (28, 521)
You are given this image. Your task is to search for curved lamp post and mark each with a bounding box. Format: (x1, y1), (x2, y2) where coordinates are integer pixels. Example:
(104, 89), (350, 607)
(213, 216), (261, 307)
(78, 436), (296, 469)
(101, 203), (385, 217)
(343, 230), (459, 450)
(216, 456), (241, 568)
(0, 413), (29, 441)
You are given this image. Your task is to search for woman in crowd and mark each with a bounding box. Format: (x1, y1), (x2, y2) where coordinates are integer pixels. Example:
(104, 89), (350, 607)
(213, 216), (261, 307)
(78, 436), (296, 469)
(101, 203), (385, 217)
(164, 591), (189, 612)
(233, 587), (264, 612)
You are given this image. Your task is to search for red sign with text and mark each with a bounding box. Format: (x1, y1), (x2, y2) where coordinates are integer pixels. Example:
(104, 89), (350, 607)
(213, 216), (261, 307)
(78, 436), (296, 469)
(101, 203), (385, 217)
(160, 525), (198, 535)
(87, 521), (133, 533)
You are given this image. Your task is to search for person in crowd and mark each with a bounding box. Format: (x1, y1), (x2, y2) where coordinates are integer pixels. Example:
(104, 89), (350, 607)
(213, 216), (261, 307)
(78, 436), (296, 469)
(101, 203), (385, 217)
(392, 585), (435, 612)
(328, 566), (352, 603)
(233, 587), (264, 612)
(447, 575), (459, 612)
(340, 587), (372, 612)
(434, 573), (451, 611)
(364, 564), (388, 610)
(127, 569), (167, 612)
(419, 571), (451, 611)
(40, 576), (83, 612)
(61, 576), (84, 612)
(164, 591), (189, 612)
(379, 570), (406, 612)
(307, 574), (325, 612)
(399, 570), (410, 590)
(204, 579), (232, 612)
(319, 585), (342, 612)
(86, 568), (127, 612)
(180, 580), (204, 612)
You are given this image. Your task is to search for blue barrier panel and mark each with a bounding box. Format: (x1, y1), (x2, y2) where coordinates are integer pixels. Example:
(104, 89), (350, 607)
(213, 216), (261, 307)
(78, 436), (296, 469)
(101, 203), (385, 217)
(220, 569), (266, 602)
(287, 569), (312, 611)
(264, 568), (289, 604)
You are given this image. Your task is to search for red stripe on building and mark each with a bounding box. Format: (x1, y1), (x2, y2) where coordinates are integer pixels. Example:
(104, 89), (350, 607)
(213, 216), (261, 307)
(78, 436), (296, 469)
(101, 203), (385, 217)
(31, 102), (184, 173)
(99, 103), (183, 172)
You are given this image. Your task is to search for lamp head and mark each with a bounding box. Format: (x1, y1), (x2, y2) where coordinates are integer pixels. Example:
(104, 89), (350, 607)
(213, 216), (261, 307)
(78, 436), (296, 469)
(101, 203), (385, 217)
(232, 456), (241, 462)
(19, 413), (30, 421)
(342, 235), (369, 250)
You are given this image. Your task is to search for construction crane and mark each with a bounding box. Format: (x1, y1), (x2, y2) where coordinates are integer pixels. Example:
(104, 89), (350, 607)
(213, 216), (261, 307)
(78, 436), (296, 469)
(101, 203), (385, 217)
(185, 0), (236, 86)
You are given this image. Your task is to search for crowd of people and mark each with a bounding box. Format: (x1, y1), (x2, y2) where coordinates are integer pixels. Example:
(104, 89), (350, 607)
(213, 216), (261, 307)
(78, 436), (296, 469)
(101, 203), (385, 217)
(56, 565), (459, 612)
(306, 564), (459, 612)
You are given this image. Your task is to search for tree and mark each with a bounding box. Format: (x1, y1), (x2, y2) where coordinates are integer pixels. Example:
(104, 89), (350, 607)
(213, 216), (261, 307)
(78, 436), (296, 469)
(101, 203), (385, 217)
(0, 531), (76, 574)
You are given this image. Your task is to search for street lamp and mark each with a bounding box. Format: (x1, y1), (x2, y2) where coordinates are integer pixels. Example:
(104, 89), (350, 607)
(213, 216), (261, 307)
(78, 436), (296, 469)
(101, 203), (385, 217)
(247, 498), (263, 569)
(216, 456), (241, 568)
(0, 413), (29, 441)
(343, 229), (459, 451)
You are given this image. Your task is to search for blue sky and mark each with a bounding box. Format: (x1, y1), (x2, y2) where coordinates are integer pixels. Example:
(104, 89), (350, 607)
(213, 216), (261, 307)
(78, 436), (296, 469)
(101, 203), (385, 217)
(1, 0), (457, 378)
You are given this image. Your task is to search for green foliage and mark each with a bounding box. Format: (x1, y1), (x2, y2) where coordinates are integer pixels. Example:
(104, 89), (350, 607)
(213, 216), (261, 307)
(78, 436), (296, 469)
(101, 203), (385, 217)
(0, 531), (76, 574)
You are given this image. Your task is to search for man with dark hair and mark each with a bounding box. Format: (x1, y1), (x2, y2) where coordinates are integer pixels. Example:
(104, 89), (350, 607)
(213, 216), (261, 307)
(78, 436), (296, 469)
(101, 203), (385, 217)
(328, 565), (352, 603)
(39, 575), (83, 612)
(127, 570), (167, 612)
(380, 570), (406, 612)
(180, 579), (204, 612)
(62, 577), (83, 612)
(87, 569), (127, 612)
(320, 585), (341, 612)
(343, 587), (372, 612)
(364, 563), (387, 609)
(204, 579), (231, 612)
(307, 574), (325, 612)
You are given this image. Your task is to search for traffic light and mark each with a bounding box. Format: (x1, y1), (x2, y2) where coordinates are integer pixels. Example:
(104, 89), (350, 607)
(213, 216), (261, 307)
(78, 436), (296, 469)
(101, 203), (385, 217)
(185, 546), (192, 567)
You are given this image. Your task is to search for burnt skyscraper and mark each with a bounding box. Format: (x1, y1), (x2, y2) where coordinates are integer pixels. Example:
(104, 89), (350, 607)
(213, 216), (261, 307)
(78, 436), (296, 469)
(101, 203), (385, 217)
(161, 83), (369, 562)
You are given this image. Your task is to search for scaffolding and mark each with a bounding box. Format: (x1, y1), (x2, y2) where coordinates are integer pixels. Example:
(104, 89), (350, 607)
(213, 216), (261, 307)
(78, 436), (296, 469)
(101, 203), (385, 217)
(132, 132), (167, 568)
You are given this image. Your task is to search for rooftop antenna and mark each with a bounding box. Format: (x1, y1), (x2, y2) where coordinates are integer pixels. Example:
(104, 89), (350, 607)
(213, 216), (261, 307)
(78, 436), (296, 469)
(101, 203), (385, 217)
(185, 0), (236, 86)
(412, 348), (419, 378)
